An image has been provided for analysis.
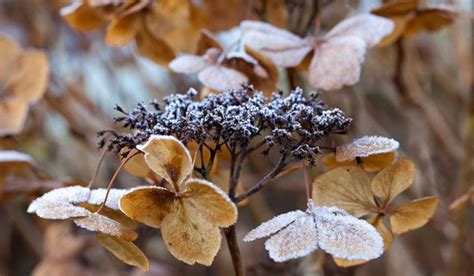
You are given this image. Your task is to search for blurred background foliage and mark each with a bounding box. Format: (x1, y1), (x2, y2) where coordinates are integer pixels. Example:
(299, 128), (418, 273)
(0, 0), (472, 275)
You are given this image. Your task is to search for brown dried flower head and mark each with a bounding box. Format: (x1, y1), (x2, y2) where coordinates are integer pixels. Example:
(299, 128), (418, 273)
(240, 14), (394, 91)
(119, 135), (238, 266)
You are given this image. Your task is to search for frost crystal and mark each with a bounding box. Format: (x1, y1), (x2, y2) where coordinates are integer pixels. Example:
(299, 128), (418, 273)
(336, 135), (399, 162)
(244, 200), (384, 262)
(27, 185), (90, 214)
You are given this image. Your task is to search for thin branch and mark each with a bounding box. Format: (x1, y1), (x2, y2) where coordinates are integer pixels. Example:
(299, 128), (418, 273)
(235, 155), (287, 203)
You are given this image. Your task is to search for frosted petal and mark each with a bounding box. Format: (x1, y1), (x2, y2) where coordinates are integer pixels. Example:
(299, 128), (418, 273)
(88, 188), (128, 210)
(244, 210), (306, 242)
(336, 136), (399, 162)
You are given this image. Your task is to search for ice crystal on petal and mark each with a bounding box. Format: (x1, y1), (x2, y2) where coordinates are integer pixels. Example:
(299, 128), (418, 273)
(243, 210), (306, 242)
(34, 201), (89, 220)
(74, 213), (137, 241)
(336, 135), (399, 162)
(264, 213), (318, 262)
(87, 188), (128, 210)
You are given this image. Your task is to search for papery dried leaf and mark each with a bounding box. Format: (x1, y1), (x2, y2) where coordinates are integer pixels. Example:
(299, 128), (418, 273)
(0, 36), (20, 81)
(264, 213), (318, 262)
(10, 50), (49, 103)
(74, 212), (138, 241)
(79, 202), (139, 229)
(195, 29), (223, 55)
(371, 0), (418, 17)
(449, 188), (474, 213)
(135, 27), (175, 66)
(244, 210), (306, 242)
(244, 46), (279, 94)
(333, 215), (393, 267)
(325, 14), (394, 47)
(105, 14), (139, 46)
(61, 1), (106, 31)
(137, 135), (193, 188)
(335, 136), (400, 162)
(309, 36), (366, 91)
(312, 166), (376, 217)
(96, 233), (149, 271)
(169, 55), (209, 74)
(404, 9), (455, 36)
(240, 20), (313, 68)
(389, 196), (439, 235)
(376, 15), (412, 47)
(323, 152), (397, 172)
(315, 207), (383, 261)
(198, 65), (248, 91)
(160, 200), (221, 266)
(121, 148), (154, 179)
(119, 186), (175, 228)
(371, 158), (416, 206)
(183, 179), (237, 227)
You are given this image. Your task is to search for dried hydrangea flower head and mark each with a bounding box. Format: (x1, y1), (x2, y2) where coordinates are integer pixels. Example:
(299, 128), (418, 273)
(244, 199), (383, 262)
(0, 36), (49, 136)
(102, 86), (352, 166)
(324, 135), (399, 172)
(313, 158), (439, 266)
(240, 14), (394, 91)
(169, 30), (277, 92)
(119, 135), (238, 266)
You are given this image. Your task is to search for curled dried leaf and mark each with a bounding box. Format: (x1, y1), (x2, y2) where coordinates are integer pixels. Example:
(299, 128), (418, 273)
(335, 136), (400, 162)
(96, 233), (149, 271)
(389, 196), (439, 235)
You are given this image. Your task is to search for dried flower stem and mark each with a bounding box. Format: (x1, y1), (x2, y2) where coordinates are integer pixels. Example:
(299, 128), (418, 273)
(235, 155), (287, 203)
(95, 151), (139, 214)
(88, 147), (109, 188)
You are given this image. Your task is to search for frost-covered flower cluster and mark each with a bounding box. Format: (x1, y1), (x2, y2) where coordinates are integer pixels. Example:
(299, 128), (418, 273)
(101, 85), (351, 164)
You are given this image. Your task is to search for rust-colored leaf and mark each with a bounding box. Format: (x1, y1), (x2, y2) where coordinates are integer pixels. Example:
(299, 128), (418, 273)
(96, 233), (149, 271)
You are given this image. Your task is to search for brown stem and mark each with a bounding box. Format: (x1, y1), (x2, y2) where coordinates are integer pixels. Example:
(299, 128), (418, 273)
(235, 155), (286, 203)
(224, 225), (245, 276)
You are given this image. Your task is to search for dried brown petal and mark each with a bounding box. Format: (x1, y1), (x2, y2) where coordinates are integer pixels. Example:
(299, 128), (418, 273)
(198, 65), (248, 91)
(105, 14), (139, 46)
(325, 14), (394, 47)
(183, 179), (237, 227)
(135, 27), (175, 66)
(323, 152), (397, 172)
(335, 136), (399, 162)
(309, 36), (366, 91)
(312, 166), (376, 217)
(195, 29), (223, 55)
(371, 158), (416, 206)
(389, 196), (439, 235)
(137, 135), (193, 188)
(61, 1), (106, 31)
(74, 212), (138, 241)
(160, 200), (221, 266)
(119, 186), (175, 228)
(96, 233), (149, 271)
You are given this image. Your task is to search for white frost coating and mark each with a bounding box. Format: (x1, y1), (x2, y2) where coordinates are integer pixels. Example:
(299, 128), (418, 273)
(169, 55), (209, 74)
(315, 206), (384, 260)
(35, 202), (89, 220)
(74, 212), (132, 239)
(27, 186), (90, 213)
(244, 210), (305, 241)
(336, 135), (400, 162)
(87, 188), (128, 210)
(244, 200), (384, 262)
(264, 213), (319, 262)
